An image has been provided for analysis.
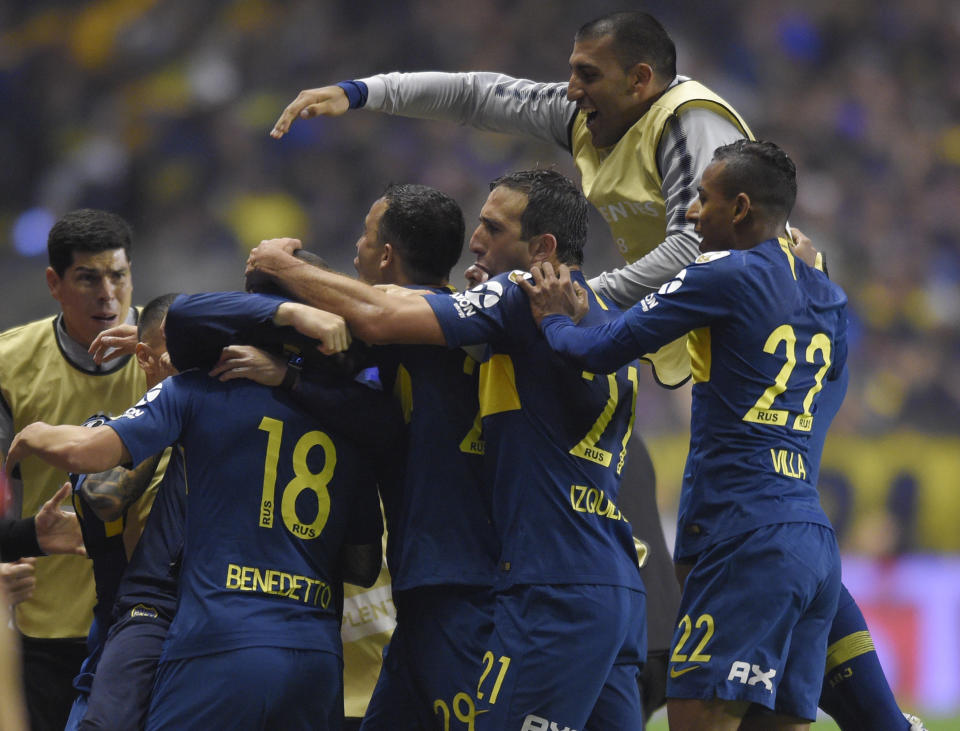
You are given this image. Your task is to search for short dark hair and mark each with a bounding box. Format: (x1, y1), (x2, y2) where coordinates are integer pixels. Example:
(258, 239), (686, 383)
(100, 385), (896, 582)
(244, 249), (329, 297)
(711, 140), (798, 223)
(138, 293), (179, 342)
(490, 169), (587, 266)
(575, 12), (677, 80)
(47, 209), (133, 276)
(378, 183), (464, 284)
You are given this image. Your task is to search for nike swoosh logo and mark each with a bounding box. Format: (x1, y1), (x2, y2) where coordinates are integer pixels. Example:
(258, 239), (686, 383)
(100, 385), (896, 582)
(669, 665), (701, 678)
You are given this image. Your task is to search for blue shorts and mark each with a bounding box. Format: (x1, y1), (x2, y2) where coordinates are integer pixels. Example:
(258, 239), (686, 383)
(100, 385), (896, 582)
(361, 585), (495, 731)
(77, 609), (170, 731)
(146, 646), (342, 731)
(667, 522), (841, 720)
(476, 584), (646, 731)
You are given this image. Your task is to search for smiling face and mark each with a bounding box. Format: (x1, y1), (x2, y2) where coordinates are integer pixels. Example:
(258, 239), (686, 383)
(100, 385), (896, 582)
(567, 34), (645, 149)
(46, 248), (133, 348)
(686, 161), (738, 253)
(467, 186), (534, 279)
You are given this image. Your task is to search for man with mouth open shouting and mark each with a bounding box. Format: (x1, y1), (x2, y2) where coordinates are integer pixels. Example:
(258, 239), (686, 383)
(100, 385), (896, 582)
(0, 208), (156, 731)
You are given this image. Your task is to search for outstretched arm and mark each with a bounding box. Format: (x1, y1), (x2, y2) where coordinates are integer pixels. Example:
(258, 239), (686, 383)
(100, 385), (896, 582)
(246, 238), (445, 346)
(5, 424), (129, 478)
(521, 263), (674, 374)
(271, 72), (573, 149)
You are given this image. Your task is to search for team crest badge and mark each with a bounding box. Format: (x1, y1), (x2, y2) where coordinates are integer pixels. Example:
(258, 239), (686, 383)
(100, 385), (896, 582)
(508, 270), (533, 285)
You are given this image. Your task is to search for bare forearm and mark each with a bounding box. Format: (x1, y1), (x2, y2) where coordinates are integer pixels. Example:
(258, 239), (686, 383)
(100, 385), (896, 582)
(7, 424), (128, 476)
(265, 258), (444, 345)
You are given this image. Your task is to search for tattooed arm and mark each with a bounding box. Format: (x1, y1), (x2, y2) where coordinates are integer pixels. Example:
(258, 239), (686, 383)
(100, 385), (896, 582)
(78, 453), (163, 524)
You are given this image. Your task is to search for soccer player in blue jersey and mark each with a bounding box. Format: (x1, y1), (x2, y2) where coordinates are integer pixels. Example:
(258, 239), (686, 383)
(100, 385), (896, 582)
(247, 169), (647, 730)
(270, 13), (924, 728)
(6, 310), (383, 731)
(62, 293), (179, 731)
(60, 293), (185, 731)
(519, 140), (844, 730)
(171, 184), (499, 730)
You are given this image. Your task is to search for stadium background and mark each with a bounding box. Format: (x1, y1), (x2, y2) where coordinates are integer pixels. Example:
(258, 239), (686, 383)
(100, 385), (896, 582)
(1, 0), (958, 724)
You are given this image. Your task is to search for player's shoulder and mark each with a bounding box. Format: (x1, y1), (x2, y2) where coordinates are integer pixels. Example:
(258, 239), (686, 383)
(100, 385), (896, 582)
(799, 264), (847, 309)
(449, 272), (518, 315)
(671, 249), (741, 285)
(0, 315), (57, 348)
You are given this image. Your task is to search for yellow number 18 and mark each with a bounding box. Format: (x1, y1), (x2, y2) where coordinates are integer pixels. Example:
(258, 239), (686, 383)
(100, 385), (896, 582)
(258, 416), (337, 540)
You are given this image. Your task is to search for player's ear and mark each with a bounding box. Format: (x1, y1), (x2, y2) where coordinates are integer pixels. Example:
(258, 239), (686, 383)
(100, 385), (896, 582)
(732, 192), (751, 225)
(135, 342), (153, 372)
(529, 233), (557, 265)
(628, 62), (654, 94)
(380, 242), (395, 272)
(46, 267), (62, 301)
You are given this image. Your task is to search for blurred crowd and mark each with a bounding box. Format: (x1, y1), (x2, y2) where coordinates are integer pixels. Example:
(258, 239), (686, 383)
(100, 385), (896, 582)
(1, 0), (958, 437)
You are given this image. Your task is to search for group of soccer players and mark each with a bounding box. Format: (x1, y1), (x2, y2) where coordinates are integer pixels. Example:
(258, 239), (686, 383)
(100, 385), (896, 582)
(2, 9), (927, 731)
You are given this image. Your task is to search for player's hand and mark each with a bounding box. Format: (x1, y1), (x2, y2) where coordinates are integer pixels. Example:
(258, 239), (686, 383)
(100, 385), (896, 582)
(35, 482), (85, 557)
(155, 352), (177, 382)
(4, 423), (49, 477)
(270, 86), (350, 139)
(0, 558), (36, 605)
(275, 303), (351, 355)
(246, 237), (304, 279)
(88, 324), (139, 365)
(789, 227), (820, 268)
(518, 263), (589, 326)
(464, 263), (489, 288)
(210, 346), (286, 387)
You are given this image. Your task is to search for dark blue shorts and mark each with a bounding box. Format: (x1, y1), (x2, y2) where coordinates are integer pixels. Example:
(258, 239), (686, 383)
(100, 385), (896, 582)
(146, 646), (342, 730)
(361, 585), (495, 731)
(78, 608), (170, 731)
(476, 584), (646, 731)
(667, 522), (841, 720)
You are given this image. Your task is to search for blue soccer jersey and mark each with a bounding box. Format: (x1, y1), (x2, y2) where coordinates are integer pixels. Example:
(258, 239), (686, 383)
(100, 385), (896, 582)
(540, 239), (847, 560)
(112, 446), (186, 623)
(107, 372), (382, 662)
(70, 414), (142, 627)
(168, 289), (497, 591)
(427, 270), (644, 591)
(372, 285), (497, 591)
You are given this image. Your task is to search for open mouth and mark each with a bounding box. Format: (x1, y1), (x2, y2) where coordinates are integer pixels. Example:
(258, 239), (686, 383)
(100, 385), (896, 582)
(93, 314), (118, 324)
